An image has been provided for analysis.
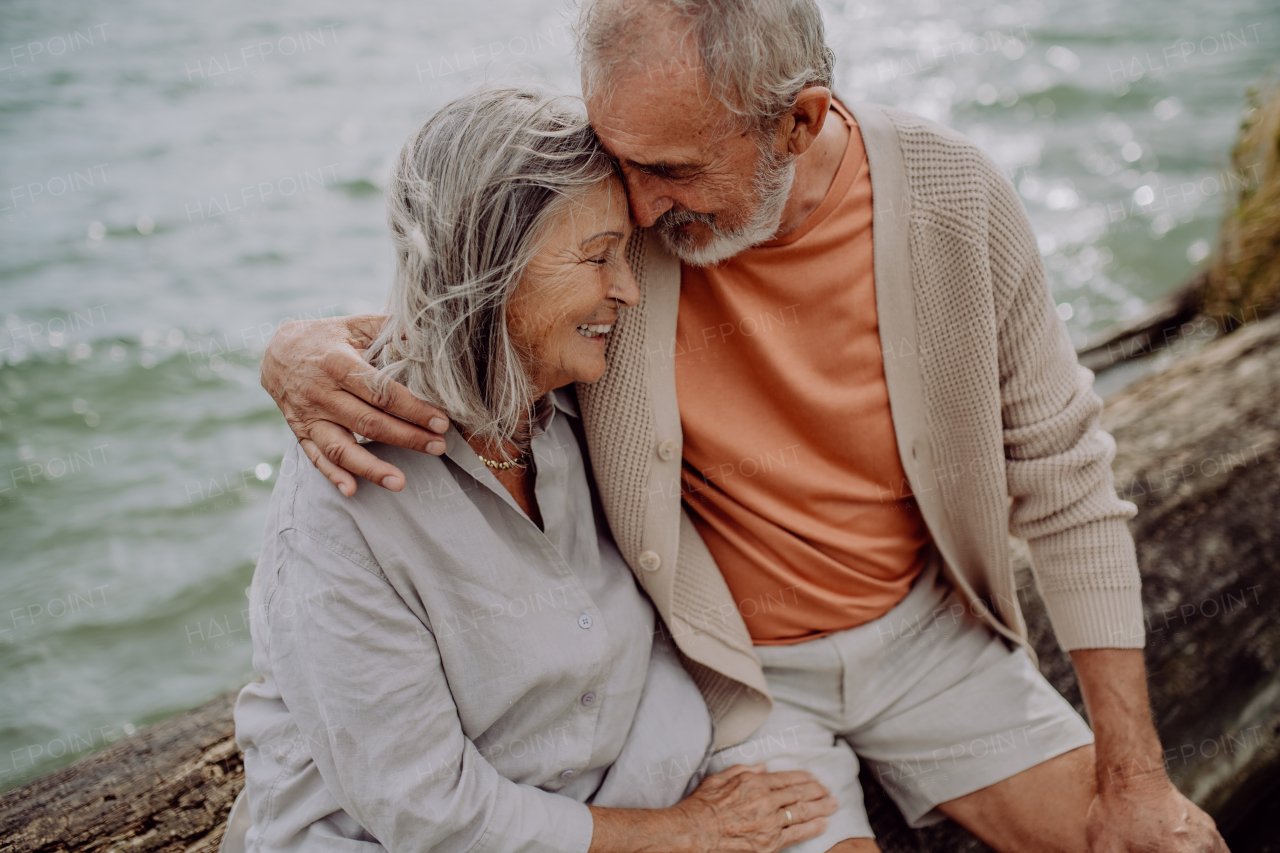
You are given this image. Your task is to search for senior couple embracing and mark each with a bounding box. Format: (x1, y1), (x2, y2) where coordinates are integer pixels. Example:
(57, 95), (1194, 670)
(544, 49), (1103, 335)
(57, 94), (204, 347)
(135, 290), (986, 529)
(224, 1), (1228, 851)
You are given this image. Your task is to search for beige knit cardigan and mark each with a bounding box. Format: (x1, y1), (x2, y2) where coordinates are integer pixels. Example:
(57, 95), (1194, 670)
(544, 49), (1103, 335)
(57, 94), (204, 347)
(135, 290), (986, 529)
(576, 101), (1144, 750)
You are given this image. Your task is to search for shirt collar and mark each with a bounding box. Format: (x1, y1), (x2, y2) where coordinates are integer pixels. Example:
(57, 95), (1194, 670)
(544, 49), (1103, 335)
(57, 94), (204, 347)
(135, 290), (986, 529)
(442, 388), (579, 472)
(548, 387), (580, 420)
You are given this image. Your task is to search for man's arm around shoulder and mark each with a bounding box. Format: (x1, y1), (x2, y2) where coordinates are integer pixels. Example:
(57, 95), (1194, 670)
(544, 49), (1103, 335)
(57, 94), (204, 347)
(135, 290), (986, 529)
(260, 313), (450, 496)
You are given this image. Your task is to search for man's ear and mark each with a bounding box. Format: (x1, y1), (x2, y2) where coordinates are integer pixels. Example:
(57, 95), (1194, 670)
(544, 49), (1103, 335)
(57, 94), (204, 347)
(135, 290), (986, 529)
(783, 86), (834, 156)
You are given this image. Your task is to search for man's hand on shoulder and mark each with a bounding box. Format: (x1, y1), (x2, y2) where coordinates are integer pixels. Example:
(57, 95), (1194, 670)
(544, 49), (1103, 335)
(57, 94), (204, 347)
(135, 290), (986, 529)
(261, 313), (450, 497)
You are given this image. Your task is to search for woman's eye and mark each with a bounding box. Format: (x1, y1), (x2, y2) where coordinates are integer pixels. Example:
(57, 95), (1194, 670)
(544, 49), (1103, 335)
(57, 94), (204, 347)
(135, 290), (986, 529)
(588, 256), (609, 266)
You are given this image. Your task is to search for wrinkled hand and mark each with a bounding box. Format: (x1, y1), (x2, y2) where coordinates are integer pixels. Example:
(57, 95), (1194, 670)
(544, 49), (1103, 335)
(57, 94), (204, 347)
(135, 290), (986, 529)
(1086, 775), (1228, 853)
(260, 314), (450, 496)
(674, 764), (836, 853)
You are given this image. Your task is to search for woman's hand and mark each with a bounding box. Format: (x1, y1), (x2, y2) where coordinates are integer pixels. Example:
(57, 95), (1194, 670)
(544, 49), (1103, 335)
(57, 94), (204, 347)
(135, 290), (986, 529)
(260, 313), (451, 495)
(589, 764), (837, 853)
(678, 764), (838, 853)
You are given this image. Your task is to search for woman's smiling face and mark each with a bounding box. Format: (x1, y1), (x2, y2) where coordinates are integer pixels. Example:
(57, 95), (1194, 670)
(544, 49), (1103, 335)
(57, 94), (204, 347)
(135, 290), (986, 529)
(508, 176), (638, 395)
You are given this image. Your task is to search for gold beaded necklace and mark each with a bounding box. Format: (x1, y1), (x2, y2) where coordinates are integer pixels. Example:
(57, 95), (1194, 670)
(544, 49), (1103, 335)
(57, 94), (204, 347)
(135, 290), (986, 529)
(474, 450), (530, 470)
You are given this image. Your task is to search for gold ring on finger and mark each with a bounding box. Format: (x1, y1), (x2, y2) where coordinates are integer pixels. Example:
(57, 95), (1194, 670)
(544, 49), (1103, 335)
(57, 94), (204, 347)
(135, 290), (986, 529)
(784, 808), (793, 827)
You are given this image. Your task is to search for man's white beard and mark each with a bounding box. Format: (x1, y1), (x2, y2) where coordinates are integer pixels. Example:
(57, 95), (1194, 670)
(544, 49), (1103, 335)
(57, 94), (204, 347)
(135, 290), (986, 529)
(653, 144), (796, 267)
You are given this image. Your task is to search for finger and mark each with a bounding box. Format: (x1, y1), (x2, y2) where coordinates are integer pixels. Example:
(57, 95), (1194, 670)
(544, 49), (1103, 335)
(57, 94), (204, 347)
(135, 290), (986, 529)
(324, 351), (451, 435)
(770, 780), (834, 809)
(301, 438), (359, 497)
(320, 390), (447, 455)
(783, 795), (838, 825)
(776, 816), (830, 848)
(344, 313), (391, 349)
(760, 769), (823, 791)
(310, 420), (410, 491)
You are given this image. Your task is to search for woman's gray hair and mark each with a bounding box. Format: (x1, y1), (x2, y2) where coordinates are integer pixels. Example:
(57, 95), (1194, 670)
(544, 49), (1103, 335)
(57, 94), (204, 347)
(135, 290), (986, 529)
(577, 0), (835, 131)
(367, 86), (617, 454)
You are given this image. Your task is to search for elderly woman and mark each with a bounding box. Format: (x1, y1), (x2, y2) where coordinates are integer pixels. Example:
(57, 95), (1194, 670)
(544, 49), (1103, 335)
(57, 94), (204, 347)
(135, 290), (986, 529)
(224, 87), (834, 853)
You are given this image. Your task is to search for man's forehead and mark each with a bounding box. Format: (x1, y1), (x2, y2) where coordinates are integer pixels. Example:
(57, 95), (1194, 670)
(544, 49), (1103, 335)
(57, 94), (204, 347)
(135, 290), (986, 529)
(591, 111), (704, 167)
(587, 68), (731, 166)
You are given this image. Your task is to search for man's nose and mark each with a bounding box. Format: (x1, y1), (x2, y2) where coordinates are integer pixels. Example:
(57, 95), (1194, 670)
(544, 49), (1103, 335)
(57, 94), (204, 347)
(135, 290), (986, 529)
(634, 195), (674, 228)
(624, 176), (675, 227)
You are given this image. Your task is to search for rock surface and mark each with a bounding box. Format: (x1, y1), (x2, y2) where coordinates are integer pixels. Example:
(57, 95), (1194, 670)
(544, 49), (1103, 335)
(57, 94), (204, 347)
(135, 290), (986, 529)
(1099, 313), (1280, 844)
(3, 318), (1278, 852)
(1200, 81), (1280, 328)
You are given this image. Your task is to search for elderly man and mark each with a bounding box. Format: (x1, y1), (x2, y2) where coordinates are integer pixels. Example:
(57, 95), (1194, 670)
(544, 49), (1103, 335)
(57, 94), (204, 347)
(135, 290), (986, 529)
(257, 1), (1227, 851)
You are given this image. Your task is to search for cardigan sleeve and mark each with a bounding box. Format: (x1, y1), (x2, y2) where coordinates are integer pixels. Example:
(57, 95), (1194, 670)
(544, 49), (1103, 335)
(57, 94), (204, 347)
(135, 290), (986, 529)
(986, 164), (1147, 651)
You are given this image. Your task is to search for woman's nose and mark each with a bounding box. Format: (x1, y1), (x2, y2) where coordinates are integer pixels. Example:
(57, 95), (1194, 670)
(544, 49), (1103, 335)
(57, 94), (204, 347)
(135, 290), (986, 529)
(609, 263), (641, 307)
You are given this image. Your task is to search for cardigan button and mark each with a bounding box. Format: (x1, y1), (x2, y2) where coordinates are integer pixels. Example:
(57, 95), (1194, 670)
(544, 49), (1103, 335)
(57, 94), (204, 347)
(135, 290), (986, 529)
(638, 550), (662, 572)
(657, 440), (678, 461)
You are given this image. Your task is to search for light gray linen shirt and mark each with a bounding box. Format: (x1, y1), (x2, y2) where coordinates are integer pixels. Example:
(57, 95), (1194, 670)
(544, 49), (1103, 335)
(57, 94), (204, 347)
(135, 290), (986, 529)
(231, 389), (713, 853)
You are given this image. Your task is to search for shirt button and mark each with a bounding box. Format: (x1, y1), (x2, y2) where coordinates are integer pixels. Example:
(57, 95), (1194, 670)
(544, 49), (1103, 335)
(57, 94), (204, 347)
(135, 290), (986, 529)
(581, 692), (596, 706)
(657, 440), (678, 461)
(577, 613), (593, 629)
(560, 769), (575, 780)
(638, 550), (662, 572)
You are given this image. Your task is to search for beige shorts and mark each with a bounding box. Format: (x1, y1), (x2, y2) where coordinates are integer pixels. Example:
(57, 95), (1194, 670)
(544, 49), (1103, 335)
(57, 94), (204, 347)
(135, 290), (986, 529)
(707, 552), (1093, 846)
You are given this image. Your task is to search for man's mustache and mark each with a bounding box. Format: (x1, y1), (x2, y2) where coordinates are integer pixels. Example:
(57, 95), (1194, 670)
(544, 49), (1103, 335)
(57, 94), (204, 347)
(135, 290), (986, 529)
(655, 207), (722, 235)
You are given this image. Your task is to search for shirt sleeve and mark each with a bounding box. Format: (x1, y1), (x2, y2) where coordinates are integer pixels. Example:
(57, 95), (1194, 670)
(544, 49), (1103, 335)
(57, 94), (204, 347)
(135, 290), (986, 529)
(985, 162), (1146, 651)
(263, 525), (596, 853)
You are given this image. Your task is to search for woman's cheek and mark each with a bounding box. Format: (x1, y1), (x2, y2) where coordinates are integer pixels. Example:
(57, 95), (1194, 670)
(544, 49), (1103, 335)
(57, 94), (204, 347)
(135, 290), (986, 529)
(580, 351), (607, 384)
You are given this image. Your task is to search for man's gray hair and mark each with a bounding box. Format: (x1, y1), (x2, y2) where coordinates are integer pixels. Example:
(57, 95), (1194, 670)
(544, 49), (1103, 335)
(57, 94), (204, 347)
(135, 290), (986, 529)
(577, 0), (836, 130)
(367, 86), (616, 453)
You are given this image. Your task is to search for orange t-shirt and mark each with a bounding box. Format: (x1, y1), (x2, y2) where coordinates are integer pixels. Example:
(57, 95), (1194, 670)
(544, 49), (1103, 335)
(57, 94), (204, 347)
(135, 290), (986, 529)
(675, 102), (930, 645)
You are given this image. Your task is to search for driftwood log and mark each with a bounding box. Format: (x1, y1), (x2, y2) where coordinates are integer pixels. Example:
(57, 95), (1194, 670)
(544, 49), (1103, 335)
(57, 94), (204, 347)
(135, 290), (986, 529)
(0, 691), (241, 853)
(3, 316), (1279, 852)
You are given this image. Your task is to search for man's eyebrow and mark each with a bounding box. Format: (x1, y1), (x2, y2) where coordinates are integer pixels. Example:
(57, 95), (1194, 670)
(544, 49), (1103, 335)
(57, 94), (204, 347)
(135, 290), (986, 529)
(625, 159), (702, 178)
(581, 230), (625, 246)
